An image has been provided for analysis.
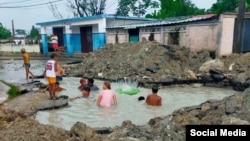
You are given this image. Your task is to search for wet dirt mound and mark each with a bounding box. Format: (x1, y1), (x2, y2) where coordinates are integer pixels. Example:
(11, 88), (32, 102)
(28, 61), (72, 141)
(63, 42), (213, 82)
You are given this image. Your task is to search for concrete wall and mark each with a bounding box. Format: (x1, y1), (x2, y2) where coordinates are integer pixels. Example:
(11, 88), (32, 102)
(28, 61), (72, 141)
(70, 18), (106, 32)
(163, 34), (169, 45)
(106, 34), (127, 44)
(187, 24), (218, 52)
(140, 33), (161, 43)
(93, 33), (106, 50)
(0, 45), (40, 53)
(106, 28), (128, 44)
(218, 14), (236, 56)
(179, 32), (187, 47)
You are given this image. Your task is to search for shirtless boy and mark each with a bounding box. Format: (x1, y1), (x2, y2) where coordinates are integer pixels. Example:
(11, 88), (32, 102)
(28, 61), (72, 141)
(146, 85), (162, 106)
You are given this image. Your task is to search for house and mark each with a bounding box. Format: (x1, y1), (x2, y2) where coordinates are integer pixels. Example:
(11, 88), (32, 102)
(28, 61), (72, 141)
(219, 12), (250, 55)
(106, 14), (219, 53)
(36, 14), (155, 55)
(13, 29), (27, 45)
(14, 29), (27, 38)
(106, 13), (250, 56)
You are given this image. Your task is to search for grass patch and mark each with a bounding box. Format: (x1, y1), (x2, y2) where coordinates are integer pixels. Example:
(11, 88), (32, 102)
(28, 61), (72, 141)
(0, 80), (21, 99)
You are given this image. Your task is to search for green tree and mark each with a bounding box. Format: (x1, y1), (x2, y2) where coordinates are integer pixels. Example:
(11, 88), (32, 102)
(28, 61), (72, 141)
(0, 23), (11, 40)
(116, 0), (159, 17)
(27, 26), (40, 39)
(210, 0), (238, 14)
(209, 0), (250, 14)
(146, 0), (205, 19)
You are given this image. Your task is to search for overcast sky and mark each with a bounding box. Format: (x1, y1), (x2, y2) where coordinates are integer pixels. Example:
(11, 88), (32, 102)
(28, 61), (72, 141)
(0, 0), (217, 31)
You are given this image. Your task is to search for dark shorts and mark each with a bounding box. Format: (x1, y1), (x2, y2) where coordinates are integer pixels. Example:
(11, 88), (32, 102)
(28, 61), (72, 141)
(56, 76), (63, 81)
(24, 63), (31, 68)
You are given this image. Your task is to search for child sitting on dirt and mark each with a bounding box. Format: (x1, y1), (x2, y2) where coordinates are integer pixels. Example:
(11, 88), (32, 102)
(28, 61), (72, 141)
(69, 86), (91, 101)
(41, 82), (65, 93)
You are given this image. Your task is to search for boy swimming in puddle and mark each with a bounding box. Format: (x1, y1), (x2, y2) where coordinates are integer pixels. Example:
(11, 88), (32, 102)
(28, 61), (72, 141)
(69, 86), (91, 101)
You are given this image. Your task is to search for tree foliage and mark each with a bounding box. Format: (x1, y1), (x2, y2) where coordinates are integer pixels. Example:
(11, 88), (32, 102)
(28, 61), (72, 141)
(68, 0), (107, 17)
(0, 23), (11, 40)
(27, 26), (40, 39)
(209, 0), (250, 14)
(146, 0), (205, 19)
(116, 0), (159, 17)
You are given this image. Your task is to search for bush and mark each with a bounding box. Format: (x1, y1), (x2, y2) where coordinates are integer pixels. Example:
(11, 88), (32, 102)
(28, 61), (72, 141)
(0, 80), (21, 99)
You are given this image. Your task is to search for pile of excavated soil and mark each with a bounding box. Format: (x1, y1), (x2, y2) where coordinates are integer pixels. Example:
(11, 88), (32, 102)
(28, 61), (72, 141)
(63, 42), (213, 82)
(62, 42), (250, 89)
(220, 53), (250, 76)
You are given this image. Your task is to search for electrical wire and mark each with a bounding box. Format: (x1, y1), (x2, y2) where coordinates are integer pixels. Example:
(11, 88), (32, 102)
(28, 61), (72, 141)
(0, 0), (65, 8)
(0, 0), (39, 5)
(13, 1), (67, 10)
(105, 0), (118, 14)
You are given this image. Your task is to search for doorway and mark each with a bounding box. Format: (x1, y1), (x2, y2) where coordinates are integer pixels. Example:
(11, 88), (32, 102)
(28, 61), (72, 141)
(233, 18), (250, 53)
(80, 26), (93, 53)
(241, 19), (250, 52)
(52, 27), (64, 47)
(128, 28), (139, 43)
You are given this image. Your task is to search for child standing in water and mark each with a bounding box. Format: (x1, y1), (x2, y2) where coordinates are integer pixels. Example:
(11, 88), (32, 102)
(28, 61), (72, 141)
(21, 48), (34, 80)
(43, 53), (58, 100)
(96, 81), (117, 108)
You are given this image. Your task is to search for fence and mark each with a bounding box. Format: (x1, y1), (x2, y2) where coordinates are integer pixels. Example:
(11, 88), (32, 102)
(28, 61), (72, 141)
(0, 44), (40, 53)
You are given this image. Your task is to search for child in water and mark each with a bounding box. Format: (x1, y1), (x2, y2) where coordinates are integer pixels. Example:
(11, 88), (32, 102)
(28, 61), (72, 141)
(96, 81), (117, 108)
(69, 86), (91, 101)
(78, 78), (86, 90)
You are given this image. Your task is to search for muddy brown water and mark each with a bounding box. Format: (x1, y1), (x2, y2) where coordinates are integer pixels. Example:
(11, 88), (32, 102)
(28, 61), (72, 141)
(0, 60), (237, 130)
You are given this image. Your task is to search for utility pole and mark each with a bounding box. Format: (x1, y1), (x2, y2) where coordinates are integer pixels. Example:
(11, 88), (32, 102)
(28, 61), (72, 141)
(234, 0), (246, 53)
(11, 19), (15, 42)
(138, 1), (141, 18)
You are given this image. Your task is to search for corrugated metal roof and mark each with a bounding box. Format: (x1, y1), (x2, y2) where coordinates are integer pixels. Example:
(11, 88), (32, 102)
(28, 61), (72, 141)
(36, 14), (155, 26)
(107, 14), (217, 29)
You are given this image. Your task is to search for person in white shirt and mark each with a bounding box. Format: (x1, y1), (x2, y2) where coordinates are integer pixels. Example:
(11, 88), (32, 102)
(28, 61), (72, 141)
(51, 33), (59, 52)
(43, 53), (58, 100)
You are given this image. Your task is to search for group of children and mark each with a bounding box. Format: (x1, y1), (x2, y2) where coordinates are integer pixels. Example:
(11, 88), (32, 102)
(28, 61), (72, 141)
(73, 77), (161, 107)
(42, 53), (117, 107)
(21, 48), (65, 100)
(73, 78), (117, 108)
(21, 49), (161, 107)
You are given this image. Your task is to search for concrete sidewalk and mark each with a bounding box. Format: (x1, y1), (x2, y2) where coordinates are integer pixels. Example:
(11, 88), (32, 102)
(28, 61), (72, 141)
(0, 82), (9, 104)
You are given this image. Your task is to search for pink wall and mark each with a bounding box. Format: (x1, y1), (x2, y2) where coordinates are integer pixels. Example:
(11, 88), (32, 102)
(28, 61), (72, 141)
(179, 32), (187, 47)
(106, 34), (127, 44)
(188, 24), (218, 52)
(218, 14), (236, 56)
(140, 33), (161, 42)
